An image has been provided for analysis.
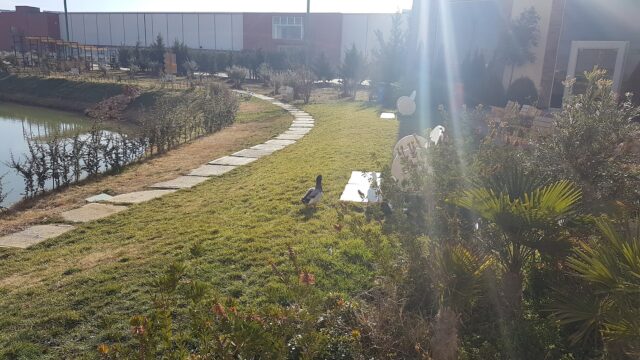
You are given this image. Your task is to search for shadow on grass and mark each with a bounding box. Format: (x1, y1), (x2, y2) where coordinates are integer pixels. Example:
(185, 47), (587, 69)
(297, 206), (318, 220)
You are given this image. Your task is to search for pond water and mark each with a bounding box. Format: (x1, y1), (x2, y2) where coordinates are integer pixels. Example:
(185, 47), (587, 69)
(0, 102), (122, 208)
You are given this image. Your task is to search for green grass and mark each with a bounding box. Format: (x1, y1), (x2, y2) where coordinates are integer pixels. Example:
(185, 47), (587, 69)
(0, 101), (397, 358)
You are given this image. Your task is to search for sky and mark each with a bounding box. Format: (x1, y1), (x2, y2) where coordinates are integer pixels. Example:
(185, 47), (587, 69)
(0, 0), (413, 13)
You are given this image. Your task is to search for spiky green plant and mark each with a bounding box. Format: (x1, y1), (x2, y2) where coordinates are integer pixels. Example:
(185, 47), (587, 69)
(451, 169), (581, 315)
(552, 217), (640, 358)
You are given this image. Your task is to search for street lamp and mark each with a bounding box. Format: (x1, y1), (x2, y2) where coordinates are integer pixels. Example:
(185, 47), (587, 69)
(64, 0), (70, 41)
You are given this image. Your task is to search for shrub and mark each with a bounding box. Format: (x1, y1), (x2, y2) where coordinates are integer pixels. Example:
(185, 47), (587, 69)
(506, 76), (538, 105)
(227, 65), (249, 89)
(461, 52), (505, 107)
(339, 44), (366, 98)
(312, 52), (334, 82)
(535, 68), (640, 208)
(285, 67), (316, 104)
(552, 216), (640, 358)
(0, 173), (7, 209)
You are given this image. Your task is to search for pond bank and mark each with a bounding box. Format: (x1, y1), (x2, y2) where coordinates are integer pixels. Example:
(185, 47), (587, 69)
(0, 97), (291, 236)
(0, 76), (128, 113)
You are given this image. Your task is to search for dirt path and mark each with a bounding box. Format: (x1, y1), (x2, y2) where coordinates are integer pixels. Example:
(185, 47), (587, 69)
(0, 98), (291, 236)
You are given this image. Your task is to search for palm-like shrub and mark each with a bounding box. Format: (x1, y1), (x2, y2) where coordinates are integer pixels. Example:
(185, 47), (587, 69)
(451, 169), (581, 316)
(552, 217), (640, 358)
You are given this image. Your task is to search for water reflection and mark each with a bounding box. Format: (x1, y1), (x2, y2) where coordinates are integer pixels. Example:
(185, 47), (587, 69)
(0, 102), (134, 208)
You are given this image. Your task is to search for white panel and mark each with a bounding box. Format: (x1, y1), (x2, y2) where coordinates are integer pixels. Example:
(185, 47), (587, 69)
(95, 14), (111, 45)
(215, 14), (232, 50)
(232, 14), (243, 50)
(143, 13), (154, 46)
(59, 14), (68, 41)
(341, 15), (368, 59)
(111, 14), (126, 46)
(151, 14), (168, 43)
(199, 14), (216, 50)
(167, 13), (183, 44)
(123, 13), (139, 46)
(183, 14), (200, 48)
(365, 14), (395, 58)
(84, 14), (99, 45)
(71, 14), (85, 43)
(138, 13), (149, 46)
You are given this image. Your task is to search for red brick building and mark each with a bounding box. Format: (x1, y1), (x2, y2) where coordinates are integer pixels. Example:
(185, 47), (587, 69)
(243, 13), (343, 66)
(0, 6), (60, 51)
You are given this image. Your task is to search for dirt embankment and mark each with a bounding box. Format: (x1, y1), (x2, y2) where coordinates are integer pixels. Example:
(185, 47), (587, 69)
(0, 76), (128, 113)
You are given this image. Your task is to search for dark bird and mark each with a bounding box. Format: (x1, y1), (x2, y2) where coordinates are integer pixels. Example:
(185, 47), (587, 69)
(302, 175), (323, 206)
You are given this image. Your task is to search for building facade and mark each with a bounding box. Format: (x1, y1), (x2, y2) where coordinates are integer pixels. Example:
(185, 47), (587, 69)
(0, 6), (405, 66)
(2, 2), (639, 108)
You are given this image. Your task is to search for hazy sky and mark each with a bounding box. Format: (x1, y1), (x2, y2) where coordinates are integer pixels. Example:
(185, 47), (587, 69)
(0, 0), (413, 13)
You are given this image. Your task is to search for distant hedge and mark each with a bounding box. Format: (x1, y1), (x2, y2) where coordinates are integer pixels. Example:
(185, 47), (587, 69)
(0, 76), (127, 111)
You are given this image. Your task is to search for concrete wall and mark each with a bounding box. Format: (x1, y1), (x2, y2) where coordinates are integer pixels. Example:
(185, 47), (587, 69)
(60, 12), (240, 50)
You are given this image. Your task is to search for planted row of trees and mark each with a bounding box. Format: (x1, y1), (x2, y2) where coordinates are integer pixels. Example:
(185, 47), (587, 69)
(5, 83), (238, 203)
(140, 83), (238, 154)
(8, 129), (146, 199)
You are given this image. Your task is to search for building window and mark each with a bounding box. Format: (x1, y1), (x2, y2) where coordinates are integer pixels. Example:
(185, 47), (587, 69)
(272, 16), (304, 40)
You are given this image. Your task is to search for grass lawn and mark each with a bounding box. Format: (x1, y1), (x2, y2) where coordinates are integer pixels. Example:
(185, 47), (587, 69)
(0, 101), (398, 358)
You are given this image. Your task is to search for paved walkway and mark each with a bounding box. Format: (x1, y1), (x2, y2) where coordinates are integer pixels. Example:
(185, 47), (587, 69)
(0, 91), (314, 249)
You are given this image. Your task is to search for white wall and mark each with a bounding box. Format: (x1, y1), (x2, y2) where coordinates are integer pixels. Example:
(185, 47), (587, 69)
(123, 13), (139, 46)
(183, 14), (200, 48)
(110, 13), (126, 46)
(198, 14), (216, 49)
(60, 12), (242, 51)
(167, 14), (183, 44)
(506, 0), (554, 90)
(341, 13), (405, 60)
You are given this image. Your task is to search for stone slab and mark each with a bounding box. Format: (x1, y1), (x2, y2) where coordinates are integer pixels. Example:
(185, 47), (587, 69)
(209, 156), (258, 166)
(285, 129), (312, 135)
(251, 143), (286, 151)
(340, 171), (382, 203)
(380, 112), (396, 119)
(292, 122), (314, 126)
(232, 148), (275, 158)
(150, 176), (209, 189)
(266, 139), (296, 146)
(188, 165), (237, 177)
(85, 193), (113, 203)
(290, 123), (314, 128)
(0, 224), (75, 248)
(106, 190), (177, 204)
(276, 134), (305, 140)
(293, 119), (314, 122)
(61, 203), (128, 223)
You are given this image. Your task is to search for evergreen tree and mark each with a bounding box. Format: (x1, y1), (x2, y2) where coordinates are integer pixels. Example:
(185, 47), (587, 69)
(312, 52), (333, 82)
(339, 45), (366, 98)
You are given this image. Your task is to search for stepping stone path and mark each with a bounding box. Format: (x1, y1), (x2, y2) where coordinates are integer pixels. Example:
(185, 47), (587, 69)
(209, 156), (257, 166)
(61, 203), (128, 223)
(0, 91), (315, 248)
(105, 190), (178, 205)
(150, 176), (210, 189)
(86, 193), (113, 203)
(0, 225), (75, 249)
(189, 164), (238, 177)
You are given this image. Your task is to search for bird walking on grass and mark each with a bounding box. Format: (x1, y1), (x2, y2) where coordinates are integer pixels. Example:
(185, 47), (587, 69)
(302, 175), (323, 206)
